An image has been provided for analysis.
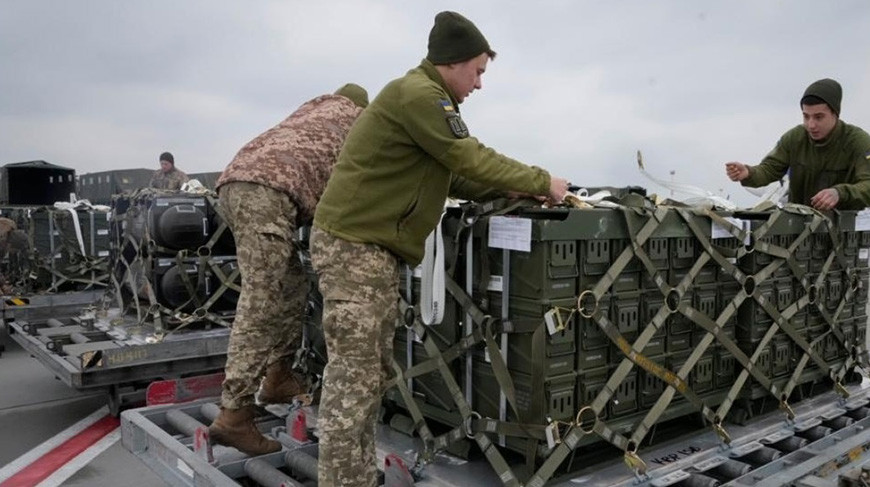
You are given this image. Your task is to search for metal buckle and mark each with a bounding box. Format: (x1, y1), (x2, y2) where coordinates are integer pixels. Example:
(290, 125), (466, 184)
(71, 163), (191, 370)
(623, 445), (648, 478)
(779, 398), (796, 422)
(713, 419), (732, 445)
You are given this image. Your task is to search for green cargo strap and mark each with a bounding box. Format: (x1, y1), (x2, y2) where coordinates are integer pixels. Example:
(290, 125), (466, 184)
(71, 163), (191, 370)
(443, 274), (528, 430)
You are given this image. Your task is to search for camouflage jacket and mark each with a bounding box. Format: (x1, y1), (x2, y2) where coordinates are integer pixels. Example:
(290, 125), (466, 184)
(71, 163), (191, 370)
(149, 167), (189, 190)
(216, 94), (363, 224)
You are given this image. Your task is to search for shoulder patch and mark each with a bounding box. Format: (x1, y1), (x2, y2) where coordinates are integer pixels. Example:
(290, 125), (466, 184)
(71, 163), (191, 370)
(439, 99), (454, 112)
(439, 99), (468, 138)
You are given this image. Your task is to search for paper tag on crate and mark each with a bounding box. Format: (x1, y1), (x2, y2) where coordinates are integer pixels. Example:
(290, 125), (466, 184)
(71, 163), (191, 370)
(488, 275), (504, 292)
(545, 422), (561, 449)
(711, 217), (749, 244)
(488, 216), (531, 252)
(544, 308), (566, 335)
(857, 209), (870, 231)
(860, 248), (870, 263)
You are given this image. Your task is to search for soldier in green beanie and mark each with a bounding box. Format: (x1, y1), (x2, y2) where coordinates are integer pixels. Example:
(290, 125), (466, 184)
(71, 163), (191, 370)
(311, 10), (569, 487)
(726, 78), (870, 210)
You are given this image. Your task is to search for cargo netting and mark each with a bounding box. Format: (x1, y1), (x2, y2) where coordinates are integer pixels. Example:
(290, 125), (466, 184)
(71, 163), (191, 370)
(0, 202), (112, 294)
(374, 196), (870, 486)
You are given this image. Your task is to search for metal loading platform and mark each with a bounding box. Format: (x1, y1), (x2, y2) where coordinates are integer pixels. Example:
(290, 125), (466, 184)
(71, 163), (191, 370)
(0, 289), (104, 356)
(5, 305), (230, 415)
(120, 382), (870, 487)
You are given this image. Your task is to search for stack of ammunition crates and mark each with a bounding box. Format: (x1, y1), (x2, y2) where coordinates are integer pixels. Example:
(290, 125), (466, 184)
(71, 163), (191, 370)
(388, 202), (869, 467)
(0, 204), (112, 293)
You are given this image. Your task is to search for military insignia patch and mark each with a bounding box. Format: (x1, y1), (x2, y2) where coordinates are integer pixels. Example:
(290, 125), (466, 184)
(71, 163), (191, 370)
(440, 99), (468, 138)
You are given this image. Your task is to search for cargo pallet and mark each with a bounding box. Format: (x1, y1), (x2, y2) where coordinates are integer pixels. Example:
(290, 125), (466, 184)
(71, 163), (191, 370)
(4, 305), (229, 415)
(0, 289), (104, 357)
(120, 382), (870, 487)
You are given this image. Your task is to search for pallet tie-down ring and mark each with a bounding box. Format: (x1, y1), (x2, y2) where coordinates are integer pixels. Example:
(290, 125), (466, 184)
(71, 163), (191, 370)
(463, 411), (482, 440)
(576, 290), (598, 318)
(574, 406), (598, 435)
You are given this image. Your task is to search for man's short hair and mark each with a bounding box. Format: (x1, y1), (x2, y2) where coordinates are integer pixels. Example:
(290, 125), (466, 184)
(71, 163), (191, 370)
(159, 151), (174, 165)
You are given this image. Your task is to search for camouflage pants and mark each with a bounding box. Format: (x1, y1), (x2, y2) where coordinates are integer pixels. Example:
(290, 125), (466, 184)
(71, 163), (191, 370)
(219, 182), (307, 409)
(310, 227), (399, 487)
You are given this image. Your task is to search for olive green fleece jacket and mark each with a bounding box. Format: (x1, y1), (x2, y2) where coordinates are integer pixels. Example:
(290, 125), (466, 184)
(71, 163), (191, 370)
(742, 120), (870, 209)
(314, 59), (551, 265)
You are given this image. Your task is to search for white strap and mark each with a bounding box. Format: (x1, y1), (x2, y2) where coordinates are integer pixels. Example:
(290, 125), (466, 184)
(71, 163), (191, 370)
(573, 188), (613, 204)
(181, 179), (209, 193)
(420, 214), (445, 325)
(52, 200), (112, 256)
(636, 150), (738, 209)
(52, 201), (86, 255)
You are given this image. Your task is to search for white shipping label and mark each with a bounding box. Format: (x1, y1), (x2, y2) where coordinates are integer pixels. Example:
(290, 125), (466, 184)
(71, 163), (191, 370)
(487, 275), (504, 292)
(545, 423), (560, 449)
(488, 216), (532, 252)
(711, 217), (747, 241)
(544, 308), (565, 335)
(857, 209), (870, 231)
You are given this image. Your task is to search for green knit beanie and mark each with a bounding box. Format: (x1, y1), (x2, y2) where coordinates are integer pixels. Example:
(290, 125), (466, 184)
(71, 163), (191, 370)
(334, 83), (369, 108)
(801, 78), (842, 115)
(426, 11), (496, 65)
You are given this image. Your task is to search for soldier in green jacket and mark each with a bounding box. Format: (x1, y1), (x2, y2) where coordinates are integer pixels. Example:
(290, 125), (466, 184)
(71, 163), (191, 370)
(311, 11), (569, 487)
(726, 78), (870, 210)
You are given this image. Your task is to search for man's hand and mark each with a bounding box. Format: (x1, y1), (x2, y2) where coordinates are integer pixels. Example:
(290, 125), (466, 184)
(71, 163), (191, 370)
(725, 162), (749, 182)
(810, 188), (840, 211)
(548, 177), (570, 204)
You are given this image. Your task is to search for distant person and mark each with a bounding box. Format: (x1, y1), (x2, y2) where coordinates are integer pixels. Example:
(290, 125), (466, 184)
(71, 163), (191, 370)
(207, 84), (369, 456)
(310, 11), (569, 486)
(149, 151), (189, 190)
(725, 78), (870, 210)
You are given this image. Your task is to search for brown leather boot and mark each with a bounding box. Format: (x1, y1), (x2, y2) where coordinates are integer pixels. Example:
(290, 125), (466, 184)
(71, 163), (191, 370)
(258, 360), (308, 404)
(208, 405), (281, 456)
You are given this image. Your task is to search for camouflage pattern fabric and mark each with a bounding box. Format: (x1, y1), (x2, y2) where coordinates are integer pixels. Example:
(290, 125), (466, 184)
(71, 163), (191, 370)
(149, 167), (189, 190)
(0, 217), (17, 293)
(216, 94), (363, 225)
(0, 217), (16, 252)
(219, 182), (307, 409)
(309, 227), (399, 487)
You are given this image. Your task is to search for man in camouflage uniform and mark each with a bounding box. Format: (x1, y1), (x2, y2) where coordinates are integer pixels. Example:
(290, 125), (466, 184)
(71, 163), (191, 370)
(311, 12), (569, 487)
(149, 151), (189, 190)
(726, 78), (870, 210)
(208, 84), (368, 456)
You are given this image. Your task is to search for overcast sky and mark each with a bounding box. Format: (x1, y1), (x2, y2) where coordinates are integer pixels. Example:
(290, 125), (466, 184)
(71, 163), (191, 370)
(2, 1), (869, 207)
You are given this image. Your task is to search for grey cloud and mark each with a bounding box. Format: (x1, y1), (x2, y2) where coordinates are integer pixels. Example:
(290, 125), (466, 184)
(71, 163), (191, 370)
(1, 0), (869, 208)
